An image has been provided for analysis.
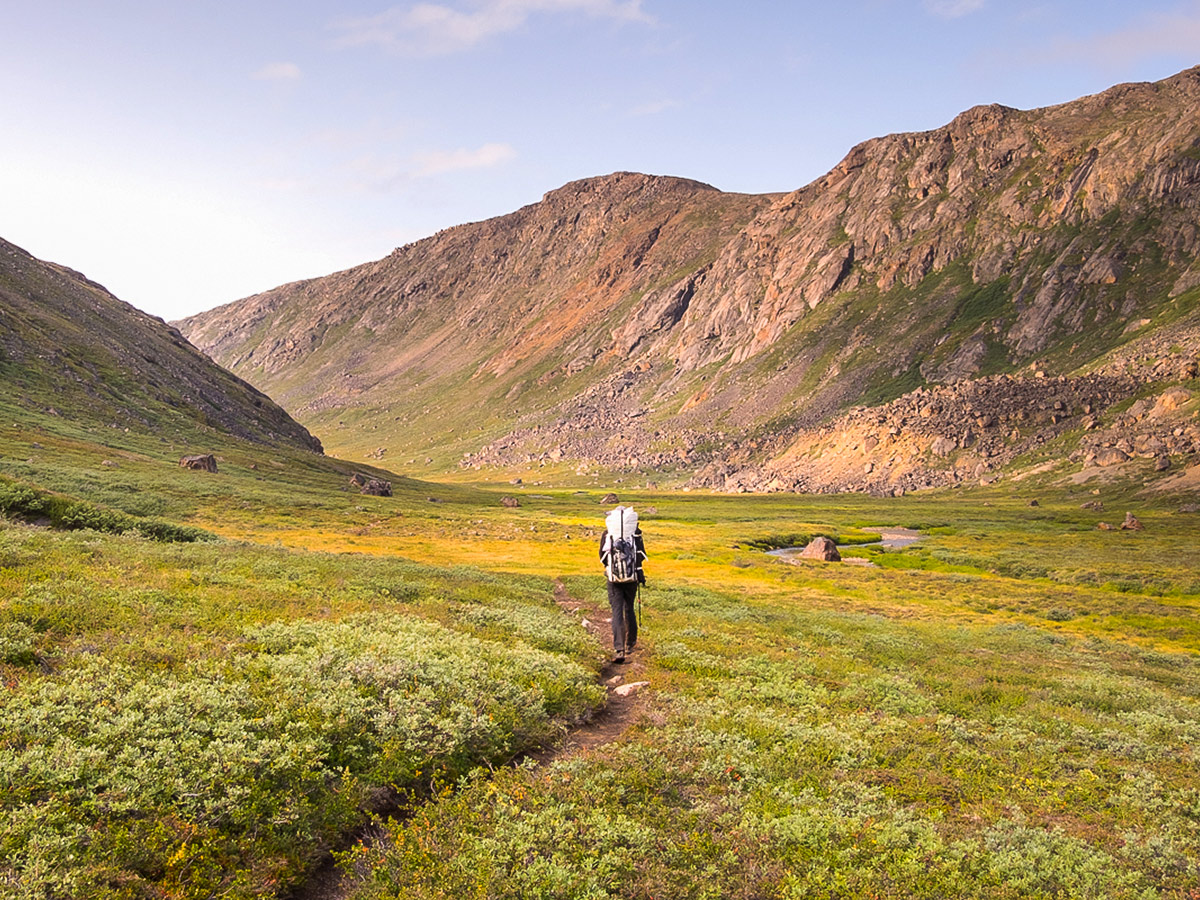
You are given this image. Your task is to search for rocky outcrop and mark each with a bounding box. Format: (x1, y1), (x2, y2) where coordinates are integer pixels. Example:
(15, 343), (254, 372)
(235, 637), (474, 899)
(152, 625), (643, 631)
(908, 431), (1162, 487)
(350, 473), (392, 496)
(179, 454), (218, 472)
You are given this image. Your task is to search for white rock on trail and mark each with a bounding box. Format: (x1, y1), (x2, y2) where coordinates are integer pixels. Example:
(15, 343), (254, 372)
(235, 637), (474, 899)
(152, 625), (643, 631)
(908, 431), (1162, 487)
(613, 681), (650, 697)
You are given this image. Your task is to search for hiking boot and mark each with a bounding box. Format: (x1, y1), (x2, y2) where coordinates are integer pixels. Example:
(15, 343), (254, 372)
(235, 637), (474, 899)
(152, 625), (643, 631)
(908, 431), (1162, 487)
(612, 650), (626, 663)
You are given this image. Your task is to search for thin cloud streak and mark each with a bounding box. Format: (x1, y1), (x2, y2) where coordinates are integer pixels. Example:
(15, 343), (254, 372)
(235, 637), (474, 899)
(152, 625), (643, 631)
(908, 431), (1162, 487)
(333, 0), (652, 55)
(1046, 7), (1200, 68)
(343, 142), (517, 193)
(923, 0), (985, 19)
(411, 142), (517, 175)
(631, 99), (678, 116)
(252, 61), (303, 81)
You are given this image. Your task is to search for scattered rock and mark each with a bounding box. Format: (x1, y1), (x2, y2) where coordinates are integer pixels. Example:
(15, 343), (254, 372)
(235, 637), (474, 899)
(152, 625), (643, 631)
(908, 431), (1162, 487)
(931, 436), (957, 457)
(601, 493), (619, 504)
(1121, 512), (1144, 531)
(1155, 388), (1191, 413)
(1093, 448), (1130, 466)
(350, 473), (392, 496)
(613, 681), (650, 698)
(179, 454), (218, 473)
(799, 536), (841, 562)
(1029, 499), (1040, 507)
(1098, 522), (1114, 531)
(500, 496), (521, 508)
(1155, 455), (1171, 471)
(1081, 500), (1104, 511)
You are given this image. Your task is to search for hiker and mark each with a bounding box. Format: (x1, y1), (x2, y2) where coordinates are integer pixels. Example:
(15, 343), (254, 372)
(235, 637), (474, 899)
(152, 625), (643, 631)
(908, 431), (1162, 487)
(598, 505), (646, 663)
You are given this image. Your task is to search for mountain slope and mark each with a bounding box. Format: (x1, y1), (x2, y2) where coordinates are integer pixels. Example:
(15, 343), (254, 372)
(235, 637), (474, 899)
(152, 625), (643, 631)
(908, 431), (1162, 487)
(0, 237), (322, 453)
(180, 68), (1200, 489)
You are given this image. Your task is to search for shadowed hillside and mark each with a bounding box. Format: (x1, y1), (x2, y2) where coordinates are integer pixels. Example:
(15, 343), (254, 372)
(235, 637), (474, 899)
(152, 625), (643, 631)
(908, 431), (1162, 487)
(0, 237), (322, 453)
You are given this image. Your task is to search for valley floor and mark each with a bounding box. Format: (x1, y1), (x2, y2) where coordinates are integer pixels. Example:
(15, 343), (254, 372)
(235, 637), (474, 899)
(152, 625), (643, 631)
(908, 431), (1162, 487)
(3, 436), (1199, 899)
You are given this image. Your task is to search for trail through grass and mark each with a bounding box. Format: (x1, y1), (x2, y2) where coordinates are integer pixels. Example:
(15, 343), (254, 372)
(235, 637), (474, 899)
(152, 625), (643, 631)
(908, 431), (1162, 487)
(2, 419), (1199, 898)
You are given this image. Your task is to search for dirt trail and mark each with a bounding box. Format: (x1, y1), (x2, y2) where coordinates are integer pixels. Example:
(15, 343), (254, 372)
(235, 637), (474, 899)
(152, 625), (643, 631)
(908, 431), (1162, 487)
(287, 579), (650, 900)
(542, 578), (651, 759)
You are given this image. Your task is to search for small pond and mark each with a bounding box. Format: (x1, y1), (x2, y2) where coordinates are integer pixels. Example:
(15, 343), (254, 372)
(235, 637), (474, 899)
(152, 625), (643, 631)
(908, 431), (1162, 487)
(767, 526), (924, 561)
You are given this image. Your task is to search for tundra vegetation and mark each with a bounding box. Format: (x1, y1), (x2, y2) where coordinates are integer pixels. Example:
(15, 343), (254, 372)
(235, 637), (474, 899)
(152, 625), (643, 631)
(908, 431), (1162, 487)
(1, 408), (1198, 899)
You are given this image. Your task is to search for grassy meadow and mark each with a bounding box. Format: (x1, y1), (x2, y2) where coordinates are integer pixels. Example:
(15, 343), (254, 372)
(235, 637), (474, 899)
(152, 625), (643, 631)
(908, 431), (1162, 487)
(2, 407), (1199, 898)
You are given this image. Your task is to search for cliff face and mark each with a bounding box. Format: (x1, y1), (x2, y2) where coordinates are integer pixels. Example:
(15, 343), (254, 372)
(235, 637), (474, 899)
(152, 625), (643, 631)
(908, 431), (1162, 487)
(180, 68), (1200, 489)
(0, 238), (323, 453)
(664, 73), (1200, 375)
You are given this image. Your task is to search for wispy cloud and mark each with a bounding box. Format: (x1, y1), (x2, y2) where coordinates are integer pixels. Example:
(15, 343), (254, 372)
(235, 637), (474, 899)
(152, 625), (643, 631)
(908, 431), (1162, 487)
(411, 142), (517, 175)
(344, 142), (518, 192)
(333, 0), (652, 55)
(631, 99), (678, 117)
(1046, 6), (1200, 68)
(252, 61), (303, 81)
(923, 0), (984, 19)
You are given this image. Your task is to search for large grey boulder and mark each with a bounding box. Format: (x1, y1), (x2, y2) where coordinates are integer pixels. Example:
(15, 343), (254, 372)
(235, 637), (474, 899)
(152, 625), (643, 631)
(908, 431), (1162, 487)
(799, 536), (841, 562)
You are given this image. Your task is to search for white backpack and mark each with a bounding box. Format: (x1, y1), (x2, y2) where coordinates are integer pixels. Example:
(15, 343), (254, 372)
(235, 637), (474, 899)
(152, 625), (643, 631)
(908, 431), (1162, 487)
(602, 506), (639, 583)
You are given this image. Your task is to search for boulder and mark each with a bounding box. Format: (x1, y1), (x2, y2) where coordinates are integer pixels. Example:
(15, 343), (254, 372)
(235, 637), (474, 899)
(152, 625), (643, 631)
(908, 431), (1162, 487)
(601, 493), (620, 504)
(1154, 388), (1191, 414)
(180, 454), (217, 473)
(1121, 512), (1144, 531)
(350, 473), (392, 496)
(799, 536), (841, 562)
(500, 496), (521, 508)
(931, 436), (957, 457)
(1093, 448), (1130, 466)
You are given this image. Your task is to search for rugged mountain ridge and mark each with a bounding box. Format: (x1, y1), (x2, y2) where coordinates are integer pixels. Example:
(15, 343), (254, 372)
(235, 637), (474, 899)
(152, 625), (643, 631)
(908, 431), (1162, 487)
(181, 68), (1200, 490)
(0, 238), (323, 453)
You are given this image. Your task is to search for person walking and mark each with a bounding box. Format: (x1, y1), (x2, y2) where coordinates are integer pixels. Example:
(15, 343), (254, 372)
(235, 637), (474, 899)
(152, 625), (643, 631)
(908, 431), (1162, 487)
(598, 505), (646, 663)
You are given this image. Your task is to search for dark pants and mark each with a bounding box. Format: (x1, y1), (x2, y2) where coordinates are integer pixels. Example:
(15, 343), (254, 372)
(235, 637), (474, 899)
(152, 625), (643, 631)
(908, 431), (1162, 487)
(607, 580), (638, 652)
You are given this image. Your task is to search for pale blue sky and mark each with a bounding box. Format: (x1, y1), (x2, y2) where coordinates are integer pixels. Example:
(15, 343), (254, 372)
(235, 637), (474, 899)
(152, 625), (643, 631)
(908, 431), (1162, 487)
(2, 0), (1198, 320)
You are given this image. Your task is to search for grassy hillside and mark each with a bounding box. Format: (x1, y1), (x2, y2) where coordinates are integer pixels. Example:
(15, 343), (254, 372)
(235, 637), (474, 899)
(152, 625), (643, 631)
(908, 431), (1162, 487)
(0, 238), (321, 454)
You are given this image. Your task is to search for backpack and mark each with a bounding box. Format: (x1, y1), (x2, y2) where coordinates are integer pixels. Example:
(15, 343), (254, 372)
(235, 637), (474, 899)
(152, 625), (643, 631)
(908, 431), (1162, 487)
(603, 506), (639, 583)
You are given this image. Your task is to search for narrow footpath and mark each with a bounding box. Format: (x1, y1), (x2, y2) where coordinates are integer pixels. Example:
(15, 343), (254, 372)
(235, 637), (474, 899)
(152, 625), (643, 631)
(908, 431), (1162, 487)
(287, 579), (651, 900)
